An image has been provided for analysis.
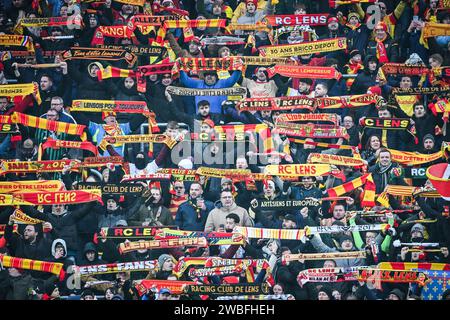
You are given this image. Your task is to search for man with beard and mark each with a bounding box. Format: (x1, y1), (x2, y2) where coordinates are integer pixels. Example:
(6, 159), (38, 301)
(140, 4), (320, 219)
(286, 78), (313, 100)
(5, 219), (53, 262)
(323, 16), (344, 40)
(129, 186), (174, 226)
(160, 97), (224, 129)
(369, 148), (407, 194)
(20, 202), (97, 262)
(168, 181), (188, 221)
(175, 182), (214, 231)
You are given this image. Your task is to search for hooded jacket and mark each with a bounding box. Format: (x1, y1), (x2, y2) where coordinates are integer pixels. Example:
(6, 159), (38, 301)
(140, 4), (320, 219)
(350, 55), (379, 95)
(51, 239), (67, 260)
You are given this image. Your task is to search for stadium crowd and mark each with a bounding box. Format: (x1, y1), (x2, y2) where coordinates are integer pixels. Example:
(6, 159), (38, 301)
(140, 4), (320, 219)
(0, 0), (449, 301)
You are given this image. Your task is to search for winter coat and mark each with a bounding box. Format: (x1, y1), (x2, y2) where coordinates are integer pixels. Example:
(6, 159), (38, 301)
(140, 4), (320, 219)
(129, 203), (174, 227)
(204, 203), (254, 232)
(22, 203), (95, 252)
(175, 199), (215, 231)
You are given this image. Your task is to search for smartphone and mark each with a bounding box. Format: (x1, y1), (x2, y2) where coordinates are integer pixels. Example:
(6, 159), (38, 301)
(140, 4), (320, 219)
(413, 16), (419, 22)
(219, 224), (225, 231)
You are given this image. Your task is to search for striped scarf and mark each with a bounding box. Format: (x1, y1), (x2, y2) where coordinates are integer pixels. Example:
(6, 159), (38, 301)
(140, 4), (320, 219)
(172, 57), (244, 78)
(214, 124), (273, 153)
(0, 83), (41, 104)
(0, 254), (64, 280)
(0, 35), (34, 52)
(11, 112), (85, 137)
(326, 173), (375, 207)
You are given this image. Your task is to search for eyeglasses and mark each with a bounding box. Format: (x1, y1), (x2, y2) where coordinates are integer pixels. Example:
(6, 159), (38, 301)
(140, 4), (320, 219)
(174, 186), (184, 190)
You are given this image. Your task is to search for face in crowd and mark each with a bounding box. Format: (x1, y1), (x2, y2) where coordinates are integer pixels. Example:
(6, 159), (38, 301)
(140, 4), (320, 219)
(235, 157), (248, 169)
(124, 77), (135, 89)
(343, 116), (354, 130)
(40, 76), (53, 91)
(0, 97), (8, 112)
(298, 81), (311, 94)
(423, 138), (434, 150)
(189, 183), (203, 200)
(173, 181), (185, 197)
(104, 115), (117, 126)
(314, 83), (327, 97)
(414, 104), (425, 118)
(225, 217), (237, 232)
(198, 103), (210, 117)
(161, 74), (173, 86)
(369, 136), (381, 150)
(204, 73), (218, 86)
(399, 76), (412, 89)
(23, 225), (38, 243)
(378, 150), (392, 167)
(263, 180), (276, 198)
(332, 204), (346, 220)
(220, 191), (234, 208)
(52, 204), (66, 215)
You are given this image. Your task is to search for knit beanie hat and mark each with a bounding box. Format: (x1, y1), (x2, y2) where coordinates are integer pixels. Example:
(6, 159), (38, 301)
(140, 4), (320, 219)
(347, 12), (360, 21)
(423, 134), (435, 144)
(158, 254), (174, 268)
(339, 234), (354, 245)
(88, 62), (103, 73)
(389, 288), (405, 300)
(411, 223), (425, 236)
(317, 285), (334, 299)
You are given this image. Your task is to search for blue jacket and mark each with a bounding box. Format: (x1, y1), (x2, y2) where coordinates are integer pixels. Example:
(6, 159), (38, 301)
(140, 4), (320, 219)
(179, 70), (242, 114)
(175, 199), (215, 231)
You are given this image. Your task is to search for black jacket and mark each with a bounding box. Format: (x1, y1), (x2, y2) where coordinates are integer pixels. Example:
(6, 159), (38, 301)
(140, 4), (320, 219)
(22, 202), (95, 252)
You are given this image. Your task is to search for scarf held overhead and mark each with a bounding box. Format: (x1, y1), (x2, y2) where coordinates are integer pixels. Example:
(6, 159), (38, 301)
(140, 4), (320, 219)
(166, 86), (247, 97)
(259, 37), (347, 57)
(0, 180), (64, 193)
(10, 112), (85, 136)
(0, 83), (41, 104)
(0, 254), (64, 280)
(61, 47), (137, 66)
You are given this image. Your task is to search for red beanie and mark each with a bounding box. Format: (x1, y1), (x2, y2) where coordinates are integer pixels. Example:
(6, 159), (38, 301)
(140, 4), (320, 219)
(246, 0), (258, 6)
(368, 86), (382, 96)
(328, 17), (339, 24)
(375, 21), (388, 32)
(102, 111), (117, 121)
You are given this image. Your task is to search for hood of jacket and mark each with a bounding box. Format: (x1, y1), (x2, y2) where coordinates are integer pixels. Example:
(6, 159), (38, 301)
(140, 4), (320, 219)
(51, 239), (67, 258)
(83, 242), (98, 256)
(363, 55), (379, 75)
